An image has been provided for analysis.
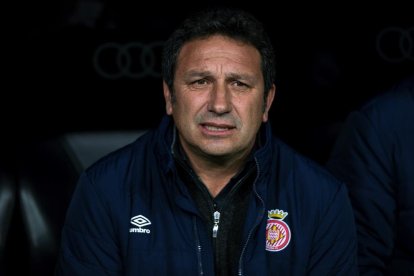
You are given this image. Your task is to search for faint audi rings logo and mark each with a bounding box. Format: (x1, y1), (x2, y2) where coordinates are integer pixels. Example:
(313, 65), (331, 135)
(93, 41), (164, 79)
(376, 27), (414, 62)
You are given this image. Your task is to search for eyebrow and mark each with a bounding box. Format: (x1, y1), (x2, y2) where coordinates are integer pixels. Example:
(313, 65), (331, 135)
(183, 70), (257, 83)
(183, 70), (211, 79)
(226, 72), (257, 83)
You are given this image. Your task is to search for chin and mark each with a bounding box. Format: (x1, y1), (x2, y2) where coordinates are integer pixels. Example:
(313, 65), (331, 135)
(201, 145), (237, 157)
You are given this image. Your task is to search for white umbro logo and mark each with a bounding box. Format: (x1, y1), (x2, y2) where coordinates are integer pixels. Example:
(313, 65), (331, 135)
(131, 215), (151, 228)
(129, 215), (151, 234)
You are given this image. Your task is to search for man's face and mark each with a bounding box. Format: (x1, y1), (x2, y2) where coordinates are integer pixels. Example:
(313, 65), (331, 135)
(164, 35), (275, 161)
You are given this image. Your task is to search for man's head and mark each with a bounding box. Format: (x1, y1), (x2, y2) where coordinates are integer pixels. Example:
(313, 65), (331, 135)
(162, 8), (276, 163)
(162, 8), (276, 102)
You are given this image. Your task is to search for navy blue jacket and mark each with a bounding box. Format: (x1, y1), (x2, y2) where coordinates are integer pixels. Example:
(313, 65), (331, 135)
(56, 116), (357, 275)
(327, 76), (414, 275)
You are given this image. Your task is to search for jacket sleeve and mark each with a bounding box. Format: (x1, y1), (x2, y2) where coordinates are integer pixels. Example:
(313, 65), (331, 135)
(55, 172), (123, 275)
(326, 111), (395, 274)
(308, 182), (359, 275)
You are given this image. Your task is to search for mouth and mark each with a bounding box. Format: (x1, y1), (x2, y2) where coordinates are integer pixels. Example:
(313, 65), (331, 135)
(200, 122), (236, 135)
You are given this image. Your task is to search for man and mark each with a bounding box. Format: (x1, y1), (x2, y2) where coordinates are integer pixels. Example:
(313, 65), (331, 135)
(56, 8), (357, 275)
(327, 75), (414, 275)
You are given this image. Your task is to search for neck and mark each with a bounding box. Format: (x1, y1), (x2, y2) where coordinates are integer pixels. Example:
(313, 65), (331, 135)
(195, 161), (241, 198)
(182, 146), (253, 198)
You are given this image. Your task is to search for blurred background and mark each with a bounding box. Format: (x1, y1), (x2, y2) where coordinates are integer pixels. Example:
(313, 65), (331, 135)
(2, 1), (413, 275)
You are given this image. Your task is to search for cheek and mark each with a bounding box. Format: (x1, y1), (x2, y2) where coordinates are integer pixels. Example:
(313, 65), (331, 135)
(242, 100), (264, 120)
(179, 95), (206, 114)
(172, 98), (197, 123)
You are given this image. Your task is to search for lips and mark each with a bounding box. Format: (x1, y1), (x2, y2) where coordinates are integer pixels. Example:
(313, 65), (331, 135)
(200, 122), (236, 134)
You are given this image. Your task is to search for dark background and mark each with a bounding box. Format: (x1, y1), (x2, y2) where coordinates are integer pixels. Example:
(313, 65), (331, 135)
(1, 1), (413, 275)
(11, 0), (413, 162)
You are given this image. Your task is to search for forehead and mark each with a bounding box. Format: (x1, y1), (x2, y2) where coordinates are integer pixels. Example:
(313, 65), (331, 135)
(177, 35), (261, 71)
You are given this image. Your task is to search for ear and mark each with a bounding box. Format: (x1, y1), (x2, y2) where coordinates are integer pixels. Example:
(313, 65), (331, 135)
(262, 84), (276, 122)
(163, 81), (173, 115)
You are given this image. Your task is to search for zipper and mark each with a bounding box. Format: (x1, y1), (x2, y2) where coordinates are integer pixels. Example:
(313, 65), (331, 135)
(212, 166), (255, 238)
(212, 211), (220, 238)
(193, 216), (204, 275)
(238, 158), (265, 276)
(210, 164), (256, 275)
(173, 131), (261, 274)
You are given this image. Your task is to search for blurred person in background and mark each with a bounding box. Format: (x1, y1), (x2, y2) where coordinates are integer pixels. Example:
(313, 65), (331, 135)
(327, 75), (414, 275)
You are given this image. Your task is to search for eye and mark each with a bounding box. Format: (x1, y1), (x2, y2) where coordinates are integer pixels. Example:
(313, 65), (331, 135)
(189, 78), (210, 88)
(195, 79), (209, 85)
(232, 81), (250, 91)
(233, 81), (247, 87)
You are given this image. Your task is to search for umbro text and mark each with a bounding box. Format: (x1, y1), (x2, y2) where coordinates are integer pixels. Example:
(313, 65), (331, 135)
(129, 228), (151, 234)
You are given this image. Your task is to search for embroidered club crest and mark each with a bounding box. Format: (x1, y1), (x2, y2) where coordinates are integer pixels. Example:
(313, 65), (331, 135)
(266, 209), (291, 252)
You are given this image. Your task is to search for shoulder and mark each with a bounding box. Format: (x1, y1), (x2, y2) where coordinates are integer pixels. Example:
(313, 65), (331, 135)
(82, 129), (159, 194)
(272, 137), (344, 192)
(267, 138), (351, 222)
(360, 75), (414, 130)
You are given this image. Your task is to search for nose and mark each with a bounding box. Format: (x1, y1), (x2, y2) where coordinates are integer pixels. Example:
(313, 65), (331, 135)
(207, 84), (232, 114)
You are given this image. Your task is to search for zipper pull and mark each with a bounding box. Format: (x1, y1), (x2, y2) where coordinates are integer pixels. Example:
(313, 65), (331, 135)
(212, 211), (220, 238)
